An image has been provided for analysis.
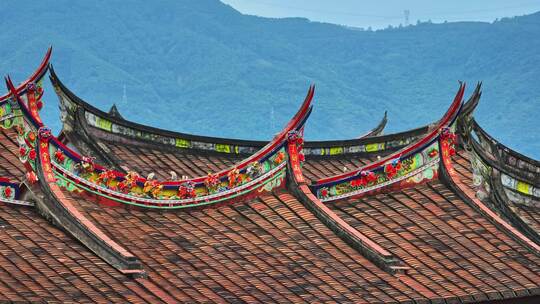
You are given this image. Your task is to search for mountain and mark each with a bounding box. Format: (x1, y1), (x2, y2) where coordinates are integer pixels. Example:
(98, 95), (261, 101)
(0, 0), (539, 158)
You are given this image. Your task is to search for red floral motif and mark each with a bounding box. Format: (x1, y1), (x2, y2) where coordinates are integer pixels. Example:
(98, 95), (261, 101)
(27, 131), (36, 142)
(295, 137), (304, 146)
(227, 168), (241, 189)
(428, 149), (439, 158)
(298, 152), (305, 162)
(178, 181), (196, 199)
(350, 177), (367, 188)
(54, 150), (65, 163)
(36, 100), (43, 110)
(117, 181), (128, 193)
(274, 151), (285, 165)
(204, 173), (220, 193)
(26, 171), (38, 184)
(19, 147), (27, 157)
(98, 170), (116, 187)
(441, 128), (457, 156)
(28, 149), (37, 161)
(448, 146), (456, 156)
(320, 188), (329, 198)
(366, 171), (378, 184)
(3, 187), (12, 198)
(385, 164), (397, 179)
(384, 160), (402, 180)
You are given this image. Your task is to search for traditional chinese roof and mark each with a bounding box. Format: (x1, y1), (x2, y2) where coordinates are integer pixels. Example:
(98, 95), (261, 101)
(0, 49), (539, 303)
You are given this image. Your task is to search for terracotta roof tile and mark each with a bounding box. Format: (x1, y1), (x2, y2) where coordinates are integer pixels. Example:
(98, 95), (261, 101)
(58, 186), (426, 303)
(515, 204), (540, 233)
(101, 140), (245, 178)
(0, 128), (25, 182)
(329, 179), (540, 300)
(0, 205), (154, 303)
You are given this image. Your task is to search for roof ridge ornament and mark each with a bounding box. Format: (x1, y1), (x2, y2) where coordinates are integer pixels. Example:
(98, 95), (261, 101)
(311, 82), (466, 201)
(0, 47), (51, 103)
(457, 82), (482, 150)
(108, 103), (123, 119)
(8, 76), (314, 208)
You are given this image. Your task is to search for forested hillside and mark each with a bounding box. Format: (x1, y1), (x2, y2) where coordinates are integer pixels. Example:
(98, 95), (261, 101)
(0, 0), (538, 157)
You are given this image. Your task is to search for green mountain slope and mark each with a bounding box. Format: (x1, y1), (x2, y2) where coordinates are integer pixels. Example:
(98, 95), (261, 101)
(0, 0), (539, 157)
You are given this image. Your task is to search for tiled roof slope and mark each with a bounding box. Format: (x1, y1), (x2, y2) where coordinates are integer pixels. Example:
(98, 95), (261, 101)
(0, 128), (25, 182)
(2, 51), (539, 303)
(328, 175), (540, 301)
(51, 75), (540, 303)
(0, 204), (158, 303)
(454, 149), (540, 244)
(514, 204), (540, 235)
(63, 188), (422, 303)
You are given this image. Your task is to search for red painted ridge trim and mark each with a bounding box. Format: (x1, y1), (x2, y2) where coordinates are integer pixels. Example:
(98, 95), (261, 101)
(440, 138), (540, 253)
(288, 142), (305, 184)
(5, 75), (40, 126)
(166, 84), (313, 183)
(10, 87), (117, 176)
(26, 85), (43, 125)
(316, 83), (465, 185)
(287, 141), (393, 257)
(52, 160), (286, 207)
(45, 86), (314, 186)
(12, 64), (312, 186)
(0, 47), (52, 102)
(38, 135), (144, 271)
(321, 157), (440, 203)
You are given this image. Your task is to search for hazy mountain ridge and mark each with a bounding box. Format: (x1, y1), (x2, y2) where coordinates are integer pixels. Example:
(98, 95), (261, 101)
(0, 0), (539, 157)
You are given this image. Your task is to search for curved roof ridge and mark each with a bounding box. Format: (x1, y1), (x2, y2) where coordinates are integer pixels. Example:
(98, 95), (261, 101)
(314, 82), (466, 186)
(0, 47), (51, 103)
(51, 65), (281, 147)
(52, 67), (433, 156)
(460, 115), (540, 246)
(5, 75), (146, 276)
(471, 119), (540, 186)
(34, 138), (146, 275)
(8, 73), (313, 208)
(55, 82), (314, 185)
(438, 131), (540, 255)
(357, 111), (388, 138)
(490, 169), (540, 244)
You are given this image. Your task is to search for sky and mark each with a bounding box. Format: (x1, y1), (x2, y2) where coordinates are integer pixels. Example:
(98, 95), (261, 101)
(221, 0), (540, 29)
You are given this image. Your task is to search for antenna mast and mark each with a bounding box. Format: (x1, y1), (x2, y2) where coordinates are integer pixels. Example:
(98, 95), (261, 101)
(404, 10), (410, 26)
